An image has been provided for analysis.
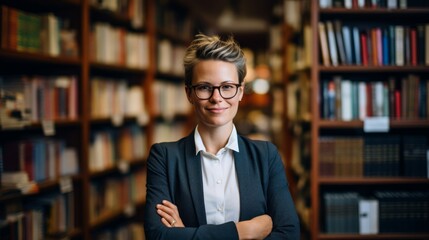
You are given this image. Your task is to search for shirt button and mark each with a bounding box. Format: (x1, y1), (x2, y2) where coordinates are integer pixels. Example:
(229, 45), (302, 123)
(216, 179), (222, 184)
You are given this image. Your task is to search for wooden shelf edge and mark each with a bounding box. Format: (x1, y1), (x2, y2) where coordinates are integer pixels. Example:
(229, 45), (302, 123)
(318, 119), (429, 128)
(0, 49), (81, 66)
(319, 8), (429, 15)
(90, 62), (148, 74)
(319, 65), (429, 73)
(318, 177), (429, 185)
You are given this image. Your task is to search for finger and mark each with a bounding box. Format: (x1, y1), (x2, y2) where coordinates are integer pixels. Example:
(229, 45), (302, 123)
(162, 200), (177, 210)
(157, 208), (172, 220)
(157, 204), (175, 217)
(161, 217), (173, 227)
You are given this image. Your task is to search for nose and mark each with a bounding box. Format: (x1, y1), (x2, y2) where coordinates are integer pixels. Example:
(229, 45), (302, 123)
(209, 87), (223, 102)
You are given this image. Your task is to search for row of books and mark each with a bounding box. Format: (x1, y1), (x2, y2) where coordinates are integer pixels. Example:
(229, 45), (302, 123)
(1, 6), (79, 57)
(320, 0), (429, 9)
(90, 78), (148, 123)
(2, 138), (79, 184)
(318, 21), (429, 66)
(93, 222), (145, 240)
(157, 39), (186, 75)
(89, 124), (146, 172)
(89, 169), (146, 223)
(319, 135), (428, 177)
(155, 1), (193, 40)
(90, 0), (145, 28)
(90, 23), (149, 68)
(0, 191), (75, 239)
(0, 76), (78, 128)
(154, 122), (189, 143)
(152, 80), (191, 121)
(320, 75), (428, 120)
(323, 190), (429, 234)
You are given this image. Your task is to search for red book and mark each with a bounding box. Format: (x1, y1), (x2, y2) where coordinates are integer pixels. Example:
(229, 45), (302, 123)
(366, 83), (373, 116)
(395, 90), (401, 118)
(360, 32), (369, 66)
(410, 28), (417, 66)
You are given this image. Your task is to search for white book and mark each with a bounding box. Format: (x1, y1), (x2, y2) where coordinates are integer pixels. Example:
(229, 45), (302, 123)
(359, 199), (379, 234)
(326, 21), (339, 66)
(344, 0), (352, 8)
(319, 0), (332, 9)
(358, 82), (367, 120)
(387, 0), (398, 9)
(47, 14), (59, 56)
(341, 80), (352, 121)
(395, 26), (404, 66)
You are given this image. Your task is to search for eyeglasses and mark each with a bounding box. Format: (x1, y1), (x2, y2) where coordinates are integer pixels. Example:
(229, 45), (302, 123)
(190, 83), (241, 100)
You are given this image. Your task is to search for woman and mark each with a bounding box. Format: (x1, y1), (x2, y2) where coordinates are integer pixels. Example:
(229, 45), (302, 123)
(144, 33), (299, 239)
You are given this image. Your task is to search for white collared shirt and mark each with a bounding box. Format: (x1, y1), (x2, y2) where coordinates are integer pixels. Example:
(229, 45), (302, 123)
(194, 126), (240, 224)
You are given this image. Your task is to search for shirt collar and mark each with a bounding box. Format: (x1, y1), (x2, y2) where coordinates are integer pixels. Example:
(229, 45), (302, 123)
(194, 125), (240, 155)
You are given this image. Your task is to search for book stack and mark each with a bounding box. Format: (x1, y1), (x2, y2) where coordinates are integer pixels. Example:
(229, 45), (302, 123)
(323, 190), (429, 234)
(1, 6), (79, 57)
(319, 135), (428, 177)
(318, 20), (429, 67)
(320, 75), (428, 121)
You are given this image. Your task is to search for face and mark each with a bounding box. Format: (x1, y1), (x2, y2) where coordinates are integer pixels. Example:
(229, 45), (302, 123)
(186, 60), (244, 130)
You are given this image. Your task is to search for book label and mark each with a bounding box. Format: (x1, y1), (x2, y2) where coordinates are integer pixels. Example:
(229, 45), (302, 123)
(364, 117), (389, 132)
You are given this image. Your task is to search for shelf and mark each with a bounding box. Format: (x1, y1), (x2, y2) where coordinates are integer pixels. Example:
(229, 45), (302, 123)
(319, 177), (429, 185)
(319, 233), (429, 240)
(155, 72), (184, 82)
(318, 119), (429, 129)
(90, 116), (149, 127)
(89, 159), (146, 179)
(89, 199), (145, 230)
(0, 49), (81, 67)
(1, 119), (81, 132)
(90, 62), (148, 75)
(319, 8), (429, 15)
(319, 65), (429, 73)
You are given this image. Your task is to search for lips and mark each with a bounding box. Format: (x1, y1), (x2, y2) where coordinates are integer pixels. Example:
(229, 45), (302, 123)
(206, 107), (227, 113)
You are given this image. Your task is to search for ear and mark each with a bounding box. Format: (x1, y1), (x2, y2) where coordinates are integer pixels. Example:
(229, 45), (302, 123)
(185, 86), (193, 104)
(238, 84), (244, 101)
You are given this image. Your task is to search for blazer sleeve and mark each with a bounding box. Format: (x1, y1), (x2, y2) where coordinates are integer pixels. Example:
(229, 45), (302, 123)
(264, 142), (300, 239)
(144, 143), (239, 240)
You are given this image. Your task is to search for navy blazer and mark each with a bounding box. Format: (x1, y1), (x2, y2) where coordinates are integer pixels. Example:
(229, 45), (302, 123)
(144, 131), (300, 239)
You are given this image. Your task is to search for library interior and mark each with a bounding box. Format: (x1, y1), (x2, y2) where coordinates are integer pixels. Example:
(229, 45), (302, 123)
(0, 0), (428, 239)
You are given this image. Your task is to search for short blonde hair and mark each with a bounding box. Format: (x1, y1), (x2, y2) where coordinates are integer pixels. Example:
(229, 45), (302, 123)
(183, 33), (247, 86)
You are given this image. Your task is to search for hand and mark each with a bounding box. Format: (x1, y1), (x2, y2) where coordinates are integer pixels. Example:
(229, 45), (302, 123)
(236, 214), (272, 240)
(156, 200), (185, 228)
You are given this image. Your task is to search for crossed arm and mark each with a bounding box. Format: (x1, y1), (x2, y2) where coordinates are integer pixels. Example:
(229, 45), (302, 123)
(156, 200), (273, 240)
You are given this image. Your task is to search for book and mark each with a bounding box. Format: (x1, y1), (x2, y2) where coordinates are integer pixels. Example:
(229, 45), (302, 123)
(326, 21), (339, 66)
(319, 22), (331, 66)
(359, 198), (379, 234)
(334, 21), (347, 65)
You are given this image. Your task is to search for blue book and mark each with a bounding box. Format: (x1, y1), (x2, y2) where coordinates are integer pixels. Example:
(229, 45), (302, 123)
(352, 27), (361, 65)
(382, 28), (390, 65)
(342, 25), (353, 64)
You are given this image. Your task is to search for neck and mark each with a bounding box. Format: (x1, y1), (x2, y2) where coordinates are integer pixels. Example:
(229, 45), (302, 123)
(198, 124), (233, 154)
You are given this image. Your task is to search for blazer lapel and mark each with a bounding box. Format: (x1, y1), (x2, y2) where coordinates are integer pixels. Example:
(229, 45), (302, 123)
(184, 133), (207, 225)
(234, 136), (252, 220)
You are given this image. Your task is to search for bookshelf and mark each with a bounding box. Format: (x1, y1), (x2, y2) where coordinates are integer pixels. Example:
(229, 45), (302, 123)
(0, 0), (151, 239)
(311, 0), (429, 239)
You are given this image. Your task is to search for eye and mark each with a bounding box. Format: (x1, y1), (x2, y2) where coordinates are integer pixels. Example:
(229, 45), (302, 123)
(221, 84), (235, 91)
(195, 84), (212, 91)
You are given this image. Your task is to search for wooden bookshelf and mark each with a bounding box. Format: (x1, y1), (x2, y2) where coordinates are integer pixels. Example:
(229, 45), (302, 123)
(0, 0), (151, 239)
(310, 0), (429, 239)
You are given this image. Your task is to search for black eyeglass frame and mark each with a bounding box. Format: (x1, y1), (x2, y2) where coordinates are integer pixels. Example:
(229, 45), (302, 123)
(189, 83), (242, 100)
